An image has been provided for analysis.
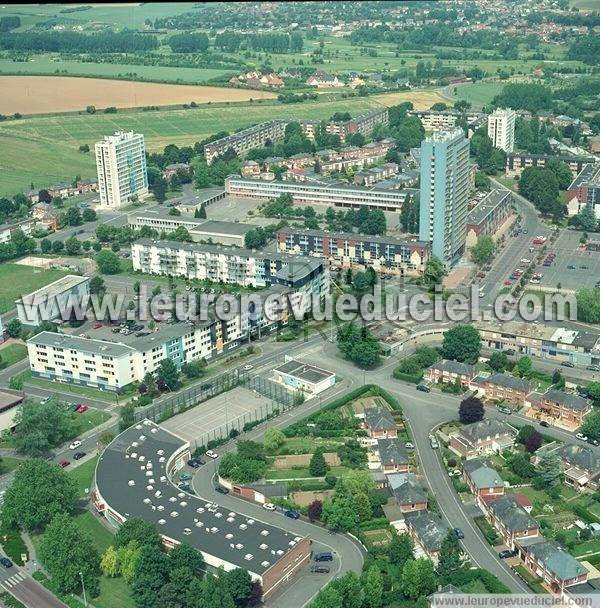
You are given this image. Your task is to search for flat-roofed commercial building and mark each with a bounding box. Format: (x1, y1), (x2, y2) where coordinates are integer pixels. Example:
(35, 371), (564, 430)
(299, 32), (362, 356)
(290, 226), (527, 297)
(95, 131), (148, 209)
(225, 176), (410, 212)
(465, 189), (512, 248)
(276, 228), (429, 276)
(16, 275), (90, 326)
(93, 420), (311, 598)
(272, 358), (335, 395)
(127, 210), (253, 246)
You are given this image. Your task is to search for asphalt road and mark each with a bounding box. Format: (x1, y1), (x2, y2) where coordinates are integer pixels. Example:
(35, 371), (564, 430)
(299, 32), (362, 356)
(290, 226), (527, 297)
(0, 563), (67, 608)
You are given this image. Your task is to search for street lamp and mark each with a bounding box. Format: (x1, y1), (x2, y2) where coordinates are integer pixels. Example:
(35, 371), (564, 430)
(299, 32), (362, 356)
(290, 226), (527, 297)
(79, 571), (87, 607)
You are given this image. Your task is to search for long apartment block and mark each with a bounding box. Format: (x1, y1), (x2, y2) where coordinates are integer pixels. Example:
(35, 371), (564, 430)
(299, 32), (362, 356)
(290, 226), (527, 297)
(224, 176), (410, 212)
(465, 189), (512, 247)
(276, 228), (429, 275)
(204, 109), (389, 164)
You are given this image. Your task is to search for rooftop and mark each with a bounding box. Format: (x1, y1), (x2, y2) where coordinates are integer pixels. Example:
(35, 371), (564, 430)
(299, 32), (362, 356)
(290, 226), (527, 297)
(387, 472), (427, 505)
(364, 406), (396, 431)
(404, 510), (449, 552)
(17, 274), (89, 305)
(28, 330), (136, 359)
(95, 420), (306, 576)
(488, 496), (538, 532)
(543, 389), (591, 411)
(569, 163), (600, 190)
(429, 359), (475, 377)
(463, 459), (504, 489)
(467, 189), (511, 227)
(517, 537), (587, 582)
(377, 438), (408, 467)
(485, 373), (534, 393)
(459, 418), (516, 442)
(272, 359), (334, 384)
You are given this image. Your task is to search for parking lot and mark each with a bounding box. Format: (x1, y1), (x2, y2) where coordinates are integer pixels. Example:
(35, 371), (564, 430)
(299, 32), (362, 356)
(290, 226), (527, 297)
(535, 230), (600, 292)
(162, 386), (273, 446)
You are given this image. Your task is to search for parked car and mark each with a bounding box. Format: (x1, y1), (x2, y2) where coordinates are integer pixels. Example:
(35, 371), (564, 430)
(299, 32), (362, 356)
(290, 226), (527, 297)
(0, 557), (13, 568)
(567, 264), (576, 270)
(179, 473), (192, 482)
(314, 552), (333, 562)
(498, 406), (512, 414)
(69, 440), (82, 450)
(405, 442), (414, 450)
(416, 384), (431, 393)
(285, 510), (300, 519)
(75, 405), (88, 414)
(242, 364), (253, 371)
(586, 365), (600, 372)
(263, 503), (276, 511)
(498, 549), (517, 559)
(59, 460), (70, 468)
(92, 322), (102, 329)
(40, 396), (51, 405)
(539, 421), (549, 428)
(560, 361), (574, 368)
(576, 433), (588, 442)
(73, 452), (86, 460)
(188, 458), (205, 468)
(205, 450), (218, 459)
(215, 486), (229, 495)
(505, 349), (516, 356)
(587, 438), (599, 446)
(311, 566), (330, 574)
(454, 528), (465, 539)
(430, 438), (439, 449)
(503, 279), (513, 286)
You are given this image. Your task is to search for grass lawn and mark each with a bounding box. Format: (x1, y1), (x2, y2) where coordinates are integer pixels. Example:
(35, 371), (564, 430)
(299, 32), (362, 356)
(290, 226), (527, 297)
(0, 263), (70, 314)
(572, 539), (600, 558)
(68, 455), (99, 498)
(514, 565), (548, 594)
(23, 371), (120, 403)
(448, 81), (505, 107)
(95, 576), (136, 608)
(0, 456), (23, 475)
(461, 579), (488, 593)
(265, 465), (351, 480)
(72, 510), (113, 554)
(70, 410), (112, 437)
(0, 344), (28, 368)
(273, 436), (343, 456)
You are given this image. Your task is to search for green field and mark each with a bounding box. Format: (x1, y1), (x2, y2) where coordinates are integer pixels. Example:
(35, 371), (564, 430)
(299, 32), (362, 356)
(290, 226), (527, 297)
(0, 344), (27, 368)
(68, 455), (99, 498)
(0, 263), (71, 314)
(445, 81), (505, 107)
(0, 58), (231, 85)
(0, 93), (403, 197)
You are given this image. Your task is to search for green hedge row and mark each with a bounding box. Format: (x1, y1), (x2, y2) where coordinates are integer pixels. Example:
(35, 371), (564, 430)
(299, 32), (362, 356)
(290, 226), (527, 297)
(358, 518), (391, 531)
(392, 370), (423, 384)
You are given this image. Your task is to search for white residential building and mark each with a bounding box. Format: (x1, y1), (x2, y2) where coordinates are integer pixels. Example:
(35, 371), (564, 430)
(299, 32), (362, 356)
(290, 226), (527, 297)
(488, 108), (516, 153)
(95, 131), (148, 209)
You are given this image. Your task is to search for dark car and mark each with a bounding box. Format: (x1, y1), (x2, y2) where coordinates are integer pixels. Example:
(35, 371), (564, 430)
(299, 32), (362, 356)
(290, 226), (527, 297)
(73, 451), (86, 460)
(215, 486), (229, 495)
(59, 460), (70, 468)
(539, 421), (549, 428)
(311, 565), (330, 574)
(505, 349), (516, 356)
(587, 437), (599, 446)
(314, 552), (333, 562)
(560, 361), (575, 368)
(416, 384), (431, 393)
(498, 549), (517, 559)
(454, 528), (464, 539)
(285, 510), (300, 519)
(0, 557), (13, 568)
(188, 458), (205, 468)
(178, 482), (191, 491)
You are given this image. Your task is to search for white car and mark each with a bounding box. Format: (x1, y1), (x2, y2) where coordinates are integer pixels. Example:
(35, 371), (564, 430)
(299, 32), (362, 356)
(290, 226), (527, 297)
(40, 396), (51, 405)
(520, 258), (531, 264)
(575, 432), (585, 439)
(404, 442), (414, 450)
(69, 440), (82, 450)
(262, 503), (276, 511)
(205, 450), (219, 459)
(242, 364), (253, 371)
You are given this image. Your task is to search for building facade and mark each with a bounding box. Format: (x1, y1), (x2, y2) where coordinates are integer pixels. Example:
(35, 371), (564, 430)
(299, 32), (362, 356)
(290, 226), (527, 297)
(567, 163), (600, 219)
(465, 189), (512, 248)
(419, 129), (471, 265)
(487, 108), (516, 153)
(95, 131), (148, 209)
(505, 153), (594, 178)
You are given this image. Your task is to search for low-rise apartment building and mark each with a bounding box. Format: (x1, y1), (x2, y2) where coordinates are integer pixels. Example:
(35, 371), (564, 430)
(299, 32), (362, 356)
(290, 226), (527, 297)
(465, 189), (512, 248)
(528, 389), (592, 428)
(450, 419), (517, 459)
(567, 163), (600, 219)
(224, 176), (411, 212)
(425, 360), (475, 388)
(470, 372), (534, 405)
(276, 228), (429, 276)
(0, 218), (35, 244)
(486, 496), (539, 550)
(505, 153), (594, 178)
(354, 163), (399, 186)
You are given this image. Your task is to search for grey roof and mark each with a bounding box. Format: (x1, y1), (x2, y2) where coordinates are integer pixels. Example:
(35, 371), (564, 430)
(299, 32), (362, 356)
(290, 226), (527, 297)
(567, 578), (600, 595)
(467, 189), (511, 227)
(488, 496), (539, 533)
(404, 510), (449, 552)
(460, 419), (516, 442)
(192, 220), (253, 237)
(539, 443), (600, 475)
(18, 274), (88, 304)
(95, 420), (305, 576)
(273, 359), (334, 384)
(377, 438), (408, 467)
(519, 537), (587, 582)
(543, 389), (591, 411)
(430, 359), (475, 377)
(485, 373), (534, 393)
(28, 331), (136, 358)
(463, 459), (504, 489)
(388, 473), (427, 505)
(364, 406), (396, 431)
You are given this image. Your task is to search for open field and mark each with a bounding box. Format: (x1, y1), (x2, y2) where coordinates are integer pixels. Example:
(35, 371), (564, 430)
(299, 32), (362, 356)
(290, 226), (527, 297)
(0, 263), (70, 314)
(0, 344), (27, 368)
(0, 76), (276, 115)
(0, 58), (231, 86)
(0, 90), (444, 197)
(442, 81), (505, 107)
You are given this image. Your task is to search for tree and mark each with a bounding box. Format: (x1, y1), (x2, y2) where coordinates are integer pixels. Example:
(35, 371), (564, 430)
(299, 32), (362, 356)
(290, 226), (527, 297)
(224, 568), (253, 607)
(39, 513), (100, 597)
(577, 203), (598, 232)
(169, 542), (203, 576)
(474, 171), (491, 191)
(309, 449), (329, 477)
(65, 207), (82, 226)
(361, 565), (383, 608)
(40, 238), (52, 253)
(2, 458), (77, 531)
(423, 255), (444, 286)
(519, 167), (562, 218)
(488, 352), (509, 372)
(353, 491), (372, 522)
(576, 287), (600, 324)
(95, 250), (121, 274)
(470, 236), (495, 265)
(388, 532), (414, 568)
(155, 358), (180, 391)
(131, 545), (170, 608)
(515, 355), (532, 377)
(581, 410), (600, 441)
(51, 239), (64, 254)
(309, 585), (343, 608)
(510, 454), (536, 479)
(516, 425), (537, 446)
(196, 573), (236, 608)
(114, 517), (162, 549)
(525, 430), (542, 453)
(545, 158), (573, 191)
(322, 495), (357, 531)
(65, 236), (81, 256)
(401, 558), (437, 600)
(100, 546), (119, 577)
(308, 500), (322, 521)
(458, 396), (484, 424)
(89, 275), (105, 295)
(82, 207), (97, 222)
(437, 530), (461, 579)
(535, 452), (563, 487)
(441, 325), (481, 363)
(5, 318), (21, 338)
(12, 400), (73, 456)
(263, 428), (286, 451)
(118, 541), (141, 583)
(586, 382), (600, 404)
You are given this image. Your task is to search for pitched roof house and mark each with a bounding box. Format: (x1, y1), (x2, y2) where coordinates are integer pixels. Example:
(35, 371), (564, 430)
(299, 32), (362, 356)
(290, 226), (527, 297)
(462, 459), (505, 504)
(404, 510), (450, 562)
(387, 472), (427, 512)
(450, 419), (517, 458)
(376, 438), (409, 473)
(364, 406), (397, 439)
(426, 360), (476, 387)
(486, 496), (540, 549)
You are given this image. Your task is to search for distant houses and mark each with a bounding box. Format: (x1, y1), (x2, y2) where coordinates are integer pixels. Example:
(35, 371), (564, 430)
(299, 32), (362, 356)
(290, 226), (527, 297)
(425, 360), (475, 388)
(534, 443), (600, 490)
(306, 71), (344, 88)
(470, 372), (534, 405)
(229, 70), (285, 89)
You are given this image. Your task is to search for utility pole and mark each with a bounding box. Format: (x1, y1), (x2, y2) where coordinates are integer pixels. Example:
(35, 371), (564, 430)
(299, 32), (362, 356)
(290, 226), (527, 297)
(79, 572), (87, 607)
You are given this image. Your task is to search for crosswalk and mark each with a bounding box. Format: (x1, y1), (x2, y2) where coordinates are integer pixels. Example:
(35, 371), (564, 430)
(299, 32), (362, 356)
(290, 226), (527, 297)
(1, 571), (25, 589)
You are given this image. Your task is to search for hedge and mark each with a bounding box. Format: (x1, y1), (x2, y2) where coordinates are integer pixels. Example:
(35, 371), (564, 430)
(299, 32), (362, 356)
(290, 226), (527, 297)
(358, 518), (391, 531)
(0, 523), (28, 564)
(392, 370), (423, 384)
(573, 504), (596, 524)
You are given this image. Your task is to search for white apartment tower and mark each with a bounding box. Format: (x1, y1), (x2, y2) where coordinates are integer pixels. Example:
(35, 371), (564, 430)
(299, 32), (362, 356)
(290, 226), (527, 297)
(487, 108), (516, 153)
(95, 131), (148, 208)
